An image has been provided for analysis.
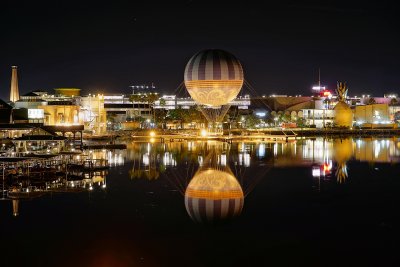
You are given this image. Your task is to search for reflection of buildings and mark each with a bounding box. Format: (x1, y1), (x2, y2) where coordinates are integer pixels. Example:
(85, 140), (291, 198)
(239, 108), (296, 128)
(333, 139), (352, 183)
(5, 171), (107, 217)
(270, 137), (400, 184)
(12, 199), (19, 217)
(354, 139), (400, 163)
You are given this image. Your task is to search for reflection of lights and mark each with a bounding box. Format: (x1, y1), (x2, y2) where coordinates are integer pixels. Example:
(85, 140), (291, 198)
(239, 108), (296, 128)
(188, 141), (195, 151)
(244, 153), (250, 167)
(323, 161), (332, 172)
(163, 152), (177, 166)
(201, 129), (207, 137)
(143, 153), (150, 166)
(312, 166), (321, 177)
(150, 138), (155, 143)
(107, 151), (124, 166)
(220, 154), (227, 166)
(149, 131), (155, 137)
(273, 143), (278, 156)
(198, 155), (203, 166)
(258, 144), (265, 158)
(374, 141), (381, 159)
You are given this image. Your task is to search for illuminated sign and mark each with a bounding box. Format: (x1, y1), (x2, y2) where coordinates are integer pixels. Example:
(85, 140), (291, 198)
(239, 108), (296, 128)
(312, 86), (326, 91)
(320, 90), (332, 98)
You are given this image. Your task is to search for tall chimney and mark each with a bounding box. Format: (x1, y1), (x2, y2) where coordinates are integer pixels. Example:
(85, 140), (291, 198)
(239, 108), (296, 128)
(10, 66), (20, 102)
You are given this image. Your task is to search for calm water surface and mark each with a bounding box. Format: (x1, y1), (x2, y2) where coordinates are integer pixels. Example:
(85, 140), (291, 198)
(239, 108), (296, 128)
(1, 138), (400, 267)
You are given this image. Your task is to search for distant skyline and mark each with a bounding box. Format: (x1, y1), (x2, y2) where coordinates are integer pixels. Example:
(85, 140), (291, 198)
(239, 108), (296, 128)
(1, 0), (399, 100)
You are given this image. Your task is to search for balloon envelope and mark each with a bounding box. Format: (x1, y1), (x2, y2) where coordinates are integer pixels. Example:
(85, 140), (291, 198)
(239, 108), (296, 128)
(184, 49), (244, 107)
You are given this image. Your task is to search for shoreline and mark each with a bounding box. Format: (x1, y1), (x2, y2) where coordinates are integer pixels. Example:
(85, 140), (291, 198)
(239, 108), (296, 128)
(108, 128), (400, 137)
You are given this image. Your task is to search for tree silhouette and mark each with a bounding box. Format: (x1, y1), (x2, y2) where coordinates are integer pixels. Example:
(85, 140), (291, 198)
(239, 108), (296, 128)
(367, 97), (376, 105)
(390, 98), (398, 106)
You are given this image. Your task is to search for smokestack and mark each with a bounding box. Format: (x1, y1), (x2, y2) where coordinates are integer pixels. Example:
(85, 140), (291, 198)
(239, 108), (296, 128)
(10, 66), (20, 102)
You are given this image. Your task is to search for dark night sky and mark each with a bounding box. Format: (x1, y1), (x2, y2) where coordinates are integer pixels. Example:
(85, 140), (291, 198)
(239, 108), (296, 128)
(0, 0), (398, 99)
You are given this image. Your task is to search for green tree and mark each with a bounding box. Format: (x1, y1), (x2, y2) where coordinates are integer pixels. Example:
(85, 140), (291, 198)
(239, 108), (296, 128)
(243, 114), (261, 129)
(159, 98), (166, 107)
(296, 117), (306, 127)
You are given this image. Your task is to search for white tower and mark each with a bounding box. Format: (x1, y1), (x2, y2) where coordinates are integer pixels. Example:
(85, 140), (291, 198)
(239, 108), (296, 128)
(10, 66), (20, 102)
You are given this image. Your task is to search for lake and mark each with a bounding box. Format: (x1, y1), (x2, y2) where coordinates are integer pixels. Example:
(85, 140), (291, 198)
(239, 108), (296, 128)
(1, 137), (399, 267)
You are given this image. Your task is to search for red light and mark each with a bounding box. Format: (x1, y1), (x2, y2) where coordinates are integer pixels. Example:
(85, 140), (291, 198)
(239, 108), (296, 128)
(323, 163), (331, 172)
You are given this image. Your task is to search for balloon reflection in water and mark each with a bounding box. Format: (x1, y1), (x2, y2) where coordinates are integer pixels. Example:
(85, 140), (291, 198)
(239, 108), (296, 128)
(185, 168), (244, 223)
(179, 143), (271, 224)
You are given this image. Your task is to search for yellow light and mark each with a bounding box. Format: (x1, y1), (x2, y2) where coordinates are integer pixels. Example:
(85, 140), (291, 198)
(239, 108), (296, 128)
(185, 80), (243, 107)
(150, 137), (155, 143)
(149, 131), (155, 137)
(201, 129), (207, 137)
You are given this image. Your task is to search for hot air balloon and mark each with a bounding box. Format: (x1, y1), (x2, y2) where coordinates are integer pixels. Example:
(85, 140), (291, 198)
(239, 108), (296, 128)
(184, 49), (244, 122)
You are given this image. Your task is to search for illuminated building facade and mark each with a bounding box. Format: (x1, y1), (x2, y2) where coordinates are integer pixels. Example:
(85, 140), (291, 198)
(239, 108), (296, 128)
(80, 94), (107, 134)
(354, 104), (391, 126)
(302, 109), (335, 128)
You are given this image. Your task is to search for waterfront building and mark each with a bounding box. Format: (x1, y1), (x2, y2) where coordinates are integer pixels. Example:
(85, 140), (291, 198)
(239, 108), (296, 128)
(80, 94), (107, 134)
(103, 93), (250, 129)
(354, 103), (394, 128)
(251, 95), (313, 118)
(13, 91), (47, 123)
(301, 108), (335, 128)
(103, 94), (152, 123)
(153, 94), (251, 110)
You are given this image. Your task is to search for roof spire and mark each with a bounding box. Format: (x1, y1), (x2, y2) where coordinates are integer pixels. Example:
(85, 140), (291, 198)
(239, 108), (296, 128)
(318, 68), (321, 88)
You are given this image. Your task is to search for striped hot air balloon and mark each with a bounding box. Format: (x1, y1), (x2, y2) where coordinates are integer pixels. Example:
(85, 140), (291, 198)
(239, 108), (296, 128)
(184, 169), (244, 223)
(184, 49), (244, 107)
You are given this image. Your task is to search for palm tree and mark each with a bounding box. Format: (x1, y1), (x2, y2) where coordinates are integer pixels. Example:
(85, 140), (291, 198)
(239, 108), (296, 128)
(129, 93), (160, 125)
(129, 94), (143, 121)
